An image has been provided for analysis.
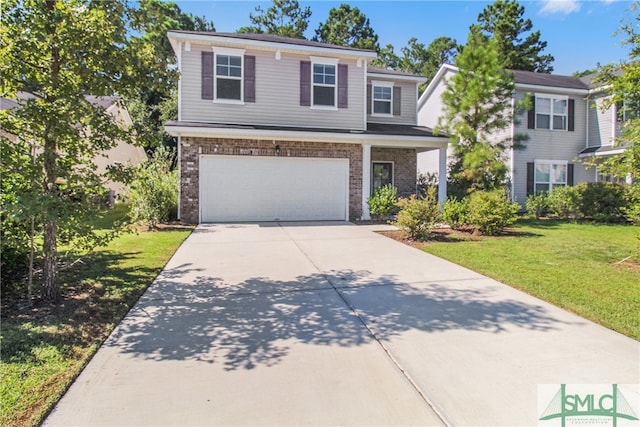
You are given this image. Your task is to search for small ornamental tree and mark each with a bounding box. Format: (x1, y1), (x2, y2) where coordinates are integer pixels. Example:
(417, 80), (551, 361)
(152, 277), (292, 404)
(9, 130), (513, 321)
(0, 0), (151, 300)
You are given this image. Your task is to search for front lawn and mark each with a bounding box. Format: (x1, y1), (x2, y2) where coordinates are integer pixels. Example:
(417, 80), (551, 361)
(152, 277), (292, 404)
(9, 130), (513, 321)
(417, 219), (639, 340)
(0, 208), (192, 427)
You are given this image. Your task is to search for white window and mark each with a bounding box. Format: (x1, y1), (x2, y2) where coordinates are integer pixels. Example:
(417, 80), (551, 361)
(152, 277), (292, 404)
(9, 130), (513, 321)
(372, 83), (393, 116)
(215, 53), (243, 101)
(536, 95), (567, 130)
(616, 100), (639, 124)
(312, 63), (336, 107)
(534, 161), (567, 194)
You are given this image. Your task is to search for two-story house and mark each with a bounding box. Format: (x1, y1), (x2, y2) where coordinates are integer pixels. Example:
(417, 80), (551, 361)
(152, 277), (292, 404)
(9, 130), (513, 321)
(165, 31), (448, 223)
(417, 63), (629, 206)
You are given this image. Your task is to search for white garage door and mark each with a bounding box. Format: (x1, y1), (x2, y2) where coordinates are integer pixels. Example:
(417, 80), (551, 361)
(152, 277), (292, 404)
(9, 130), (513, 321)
(200, 155), (349, 222)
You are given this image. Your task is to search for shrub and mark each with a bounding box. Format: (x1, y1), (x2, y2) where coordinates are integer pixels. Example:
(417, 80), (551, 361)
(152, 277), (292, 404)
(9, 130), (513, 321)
(578, 182), (628, 222)
(367, 184), (398, 221)
(467, 190), (519, 235)
(623, 183), (640, 224)
(442, 198), (468, 230)
(394, 187), (440, 240)
(417, 172), (438, 198)
(547, 186), (581, 220)
(127, 146), (178, 228)
(525, 193), (548, 219)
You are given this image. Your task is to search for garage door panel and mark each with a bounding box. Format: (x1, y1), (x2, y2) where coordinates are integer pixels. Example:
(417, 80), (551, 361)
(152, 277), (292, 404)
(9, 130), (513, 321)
(200, 155), (348, 222)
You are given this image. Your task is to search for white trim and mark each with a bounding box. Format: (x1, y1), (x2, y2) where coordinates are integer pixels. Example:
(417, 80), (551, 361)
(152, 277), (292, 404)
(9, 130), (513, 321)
(535, 159), (569, 164)
(214, 51), (244, 103)
(533, 160), (569, 194)
(361, 144), (371, 220)
(177, 42), (182, 122)
(510, 96), (516, 201)
(311, 60), (338, 108)
(438, 147), (447, 206)
(362, 63), (367, 129)
(578, 148), (626, 158)
(177, 136), (182, 220)
(310, 56), (339, 65)
(371, 83), (393, 117)
(418, 63), (458, 109)
(213, 46), (246, 56)
(368, 72), (427, 83)
(165, 124), (448, 148)
(516, 83), (588, 96)
(168, 31), (378, 59)
(534, 93), (569, 131)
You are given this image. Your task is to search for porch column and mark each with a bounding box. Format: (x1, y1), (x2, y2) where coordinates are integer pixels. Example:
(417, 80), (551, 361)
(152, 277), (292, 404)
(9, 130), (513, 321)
(438, 146), (447, 206)
(361, 144), (371, 220)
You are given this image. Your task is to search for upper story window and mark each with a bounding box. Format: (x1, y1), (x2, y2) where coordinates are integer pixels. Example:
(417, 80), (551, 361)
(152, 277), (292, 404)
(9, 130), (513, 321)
(536, 95), (567, 130)
(372, 82), (393, 116)
(216, 54), (243, 101)
(313, 63), (336, 107)
(616, 100), (639, 124)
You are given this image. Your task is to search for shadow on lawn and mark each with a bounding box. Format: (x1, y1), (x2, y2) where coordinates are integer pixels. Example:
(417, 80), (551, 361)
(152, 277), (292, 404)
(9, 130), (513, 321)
(2, 250), (160, 365)
(106, 265), (580, 371)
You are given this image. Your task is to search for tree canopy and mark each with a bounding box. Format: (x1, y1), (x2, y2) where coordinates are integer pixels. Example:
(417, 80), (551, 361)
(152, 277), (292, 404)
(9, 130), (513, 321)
(0, 0), (151, 300)
(436, 25), (529, 197)
(313, 4), (379, 51)
(477, 0), (554, 73)
(238, 0), (311, 39)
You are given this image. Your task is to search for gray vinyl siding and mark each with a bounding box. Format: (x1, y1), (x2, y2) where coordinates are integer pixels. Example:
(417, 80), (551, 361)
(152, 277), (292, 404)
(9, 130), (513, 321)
(417, 67), (455, 129)
(367, 79), (418, 125)
(511, 90), (595, 206)
(181, 43), (365, 130)
(587, 93), (615, 147)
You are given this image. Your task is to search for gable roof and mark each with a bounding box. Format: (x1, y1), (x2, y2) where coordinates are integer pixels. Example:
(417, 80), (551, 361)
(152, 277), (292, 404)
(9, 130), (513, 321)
(367, 66), (427, 82)
(1, 93), (119, 111)
(167, 30), (377, 58)
(511, 69), (589, 90)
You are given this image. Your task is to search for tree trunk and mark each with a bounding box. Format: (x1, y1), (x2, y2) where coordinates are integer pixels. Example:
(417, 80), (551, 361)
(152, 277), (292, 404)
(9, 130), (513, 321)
(42, 220), (60, 301)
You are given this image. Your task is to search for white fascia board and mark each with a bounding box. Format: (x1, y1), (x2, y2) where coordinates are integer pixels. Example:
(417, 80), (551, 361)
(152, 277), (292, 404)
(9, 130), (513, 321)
(515, 83), (588, 96)
(165, 125), (448, 149)
(578, 147), (626, 158)
(367, 73), (427, 83)
(417, 64), (458, 109)
(167, 31), (377, 59)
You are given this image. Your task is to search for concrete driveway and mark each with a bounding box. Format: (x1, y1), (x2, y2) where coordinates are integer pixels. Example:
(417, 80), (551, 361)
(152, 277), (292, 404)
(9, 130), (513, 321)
(45, 223), (639, 426)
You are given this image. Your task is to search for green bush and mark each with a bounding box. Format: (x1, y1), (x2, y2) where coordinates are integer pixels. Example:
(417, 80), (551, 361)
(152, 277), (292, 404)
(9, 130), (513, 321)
(127, 146), (178, 228)
(467, 190), (519, 235)
(578, 182), (628, 222)
(393, 187), (440, 240)
(547, 186), (582, 220)
(525, 193), (548, 219)
(367, 184), (398, 221)
(623, 183), (640, 224)
(442, 198), (468, 230)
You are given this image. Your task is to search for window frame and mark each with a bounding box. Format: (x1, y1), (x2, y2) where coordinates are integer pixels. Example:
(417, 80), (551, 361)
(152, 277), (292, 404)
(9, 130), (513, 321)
(371, 161), (394, 194)
(535, 93), (568, 131)
(310, 56), (339, 110)
(534, 160), (568, 194)
(371, 81), (394, 117)
(214, 47), (245, 104)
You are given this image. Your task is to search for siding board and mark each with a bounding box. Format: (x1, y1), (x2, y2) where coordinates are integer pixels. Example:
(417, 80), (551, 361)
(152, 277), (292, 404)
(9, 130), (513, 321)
(182, 44), (365, 130)
(368, 79), (417, 125)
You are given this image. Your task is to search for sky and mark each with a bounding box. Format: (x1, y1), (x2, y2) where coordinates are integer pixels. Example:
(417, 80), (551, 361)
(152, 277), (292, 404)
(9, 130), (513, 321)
(173, 0), (636, 76)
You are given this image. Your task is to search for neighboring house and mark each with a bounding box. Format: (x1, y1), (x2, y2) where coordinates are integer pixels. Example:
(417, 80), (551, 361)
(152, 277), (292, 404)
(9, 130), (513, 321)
(417, 64), (631, 206)
(0, 94), (147, 201)
(164, 31), (448, 223)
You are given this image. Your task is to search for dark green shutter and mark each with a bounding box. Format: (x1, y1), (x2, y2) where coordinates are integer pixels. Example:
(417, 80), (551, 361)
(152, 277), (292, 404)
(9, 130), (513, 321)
(526, 162), (534, 195)
(568, 99), (575, 131)
(527, 95), (535, 129)
(567, 163), (574, 186)
(366, 85), (371, 114)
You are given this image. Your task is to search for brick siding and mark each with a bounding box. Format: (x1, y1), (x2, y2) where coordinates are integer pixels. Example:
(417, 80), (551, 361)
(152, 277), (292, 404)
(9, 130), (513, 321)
(180, 137), (363, 223)
(371, 147), (418, 197)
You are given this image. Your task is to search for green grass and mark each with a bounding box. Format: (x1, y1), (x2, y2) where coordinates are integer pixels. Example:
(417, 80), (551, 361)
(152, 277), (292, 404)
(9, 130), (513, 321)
(421, 219), (640, 340)
(0, 207), (192, 426)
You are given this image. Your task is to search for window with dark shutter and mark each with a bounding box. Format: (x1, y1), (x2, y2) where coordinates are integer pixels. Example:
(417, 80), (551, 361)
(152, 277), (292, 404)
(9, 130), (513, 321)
(337, 64), (348, 108)
(393, 86), (401, 116)
(527, 95), (535, 129)
(568, 99), (575, 132)
(244, 55), (256, 103)
(300, 61), (311, 106)
(202, 51), (214, 100)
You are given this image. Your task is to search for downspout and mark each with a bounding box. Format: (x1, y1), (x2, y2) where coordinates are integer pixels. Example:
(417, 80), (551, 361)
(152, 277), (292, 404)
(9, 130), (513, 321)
(177, 41), (183, 220)
(510, 95), (516, 201)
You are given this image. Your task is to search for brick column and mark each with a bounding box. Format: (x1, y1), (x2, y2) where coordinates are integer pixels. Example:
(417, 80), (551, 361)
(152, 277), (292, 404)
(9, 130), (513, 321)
(361, 144), (371, 220)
